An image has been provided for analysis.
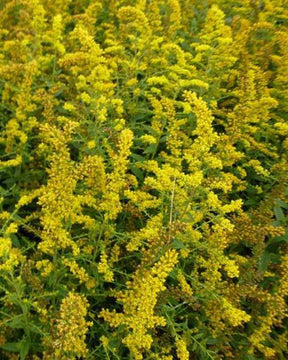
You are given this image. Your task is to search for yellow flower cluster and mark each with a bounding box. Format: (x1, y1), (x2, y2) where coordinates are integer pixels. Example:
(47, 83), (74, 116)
(177, 271), (193, 298)
(101, 249), (178, 359)
(175, 338), (189, 360)
(63, 258), (89, 284)
(101, 128), (134, 220)
(52, 292), (92, 359)
(98, 251), (114, 282)
(0, 229), (24, 273)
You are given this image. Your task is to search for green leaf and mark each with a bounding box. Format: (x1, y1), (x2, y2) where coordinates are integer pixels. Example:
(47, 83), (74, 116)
(0, 342), (20, 352)
(171, 239), (186, 249)
(131, 154), (145, 162)
(206, 337), (219, 345)
(29, 323), (44, 335)
(144, 143), (157, 155)
(275, 199), (288, 209)
(130, 166), (143, 181)
(20, 338), (30, 360)
(268, 229), (288, 244)
(259, 252), (271, 272)
(191, 342), (197, 351)
(274, 206), (285, 223)
(7, 316), (25, 329)
(244, 354), (256, 360)
(141, 124), (159, 137)
(10, 233), (20, 247)
(159, 135), (167, 143)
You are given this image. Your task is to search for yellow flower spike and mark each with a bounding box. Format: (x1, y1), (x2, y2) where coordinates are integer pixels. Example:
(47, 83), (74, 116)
(98, 251), (114, 282)
(80, 92), (91, 104)
(36, 260), (54, 277)
(63, 103), (75, 112)
(0, 236), (24, 272)
(166, 0), (182, 36)
(140, 134), (157, 144)
(177, 271), (193, 297)
(52, 292), (92, 359)
(101, 128), (133, 220)
(51, 14), (65, 55)
(85, 279), (96, 290)
(87, 140), (96, 149)
(100, 335), (109, 349)
(0, 155), (22, 168)
(126, 213), (163, 252)
(63, 258), (89, 284)
(175, 338), (189, 360)
(101, 249), (178, 358)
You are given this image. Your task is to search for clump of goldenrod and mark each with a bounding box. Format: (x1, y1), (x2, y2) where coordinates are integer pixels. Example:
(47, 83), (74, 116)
(0, 0), (287, 359)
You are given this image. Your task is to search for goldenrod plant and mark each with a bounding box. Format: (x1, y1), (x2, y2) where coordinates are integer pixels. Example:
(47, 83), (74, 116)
(0, 0), (287, 359)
